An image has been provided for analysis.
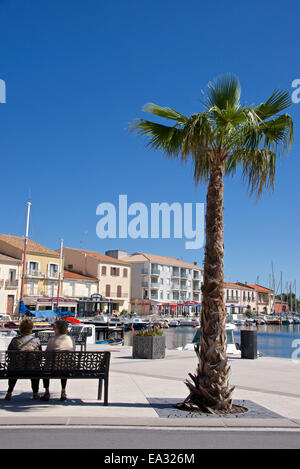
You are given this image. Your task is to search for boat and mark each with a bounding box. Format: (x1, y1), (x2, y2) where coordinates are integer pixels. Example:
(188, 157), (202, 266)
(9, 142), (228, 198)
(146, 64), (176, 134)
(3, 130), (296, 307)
(80, 314), (109, 327)
(95, 338), (123, 345)
(124, 317), (149, 331)
(0, 329), (18, 351)
(169, 320), (180, 327)
(179, 319), (200, 327)
(265, 316), (281, 325)
(176, 323), (240, 356)
(281, 315), (294, 325)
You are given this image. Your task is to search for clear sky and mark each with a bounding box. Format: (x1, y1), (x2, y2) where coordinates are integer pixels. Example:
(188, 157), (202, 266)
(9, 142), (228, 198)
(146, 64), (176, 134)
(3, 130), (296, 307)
(0, 0), (299, 295)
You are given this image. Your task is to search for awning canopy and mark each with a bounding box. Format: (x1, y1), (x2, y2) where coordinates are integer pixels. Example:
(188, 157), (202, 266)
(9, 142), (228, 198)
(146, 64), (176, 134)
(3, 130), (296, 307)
(19, 301), (74, 318)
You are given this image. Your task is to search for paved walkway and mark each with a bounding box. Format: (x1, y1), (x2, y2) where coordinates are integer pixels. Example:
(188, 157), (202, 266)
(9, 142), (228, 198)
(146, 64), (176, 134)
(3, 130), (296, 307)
(1, 345), (300, 428)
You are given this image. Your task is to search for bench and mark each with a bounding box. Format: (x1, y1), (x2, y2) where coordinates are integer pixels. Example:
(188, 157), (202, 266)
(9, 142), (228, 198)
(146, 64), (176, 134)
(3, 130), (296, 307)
(0, 351), (110, 405)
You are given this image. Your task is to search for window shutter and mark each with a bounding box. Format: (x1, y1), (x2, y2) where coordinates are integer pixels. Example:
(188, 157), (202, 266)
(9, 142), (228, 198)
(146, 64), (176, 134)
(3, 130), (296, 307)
(106, 284), (111, 297)
(117, 285), (122, 298)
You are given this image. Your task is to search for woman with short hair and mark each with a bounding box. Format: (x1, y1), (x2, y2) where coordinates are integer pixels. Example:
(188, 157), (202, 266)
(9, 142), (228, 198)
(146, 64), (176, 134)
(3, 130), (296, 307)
(40, 320), (75, 401)
(5, 318), (42, 401)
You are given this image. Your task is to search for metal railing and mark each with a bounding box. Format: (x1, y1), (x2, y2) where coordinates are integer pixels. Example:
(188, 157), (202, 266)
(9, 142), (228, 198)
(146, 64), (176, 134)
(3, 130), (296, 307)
(5, 280), (18, 289)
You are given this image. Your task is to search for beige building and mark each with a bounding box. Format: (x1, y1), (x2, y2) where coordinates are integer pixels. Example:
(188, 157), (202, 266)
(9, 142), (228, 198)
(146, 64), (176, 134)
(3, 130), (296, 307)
(0, 253), (22, 316)
(0, 234), (62, 311)
(61, 247), (131, 313)
(224, 281), (274, 315)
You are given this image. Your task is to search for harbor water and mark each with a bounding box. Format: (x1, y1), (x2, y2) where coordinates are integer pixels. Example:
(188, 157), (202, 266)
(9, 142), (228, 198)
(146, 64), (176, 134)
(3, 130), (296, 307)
(125, 325), (300, 359)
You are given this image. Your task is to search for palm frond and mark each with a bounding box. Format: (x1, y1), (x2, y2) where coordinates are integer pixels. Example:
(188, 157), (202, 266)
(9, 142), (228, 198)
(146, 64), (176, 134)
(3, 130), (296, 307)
(204, 74), (241, 111)
(129, 119), (186, 158)
(254, 90), (292, 121)
(142, 103), (188, 124)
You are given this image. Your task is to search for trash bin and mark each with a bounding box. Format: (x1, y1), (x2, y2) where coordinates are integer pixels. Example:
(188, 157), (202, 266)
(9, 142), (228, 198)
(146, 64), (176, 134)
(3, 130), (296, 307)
(240, 330), (257, 359)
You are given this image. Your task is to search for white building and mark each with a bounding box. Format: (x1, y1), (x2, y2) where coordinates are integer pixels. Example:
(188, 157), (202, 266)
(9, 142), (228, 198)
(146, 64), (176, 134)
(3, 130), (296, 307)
(63, 270), (99, 299)
(0, 253), (22, 316)
(115, 251), (203, 316)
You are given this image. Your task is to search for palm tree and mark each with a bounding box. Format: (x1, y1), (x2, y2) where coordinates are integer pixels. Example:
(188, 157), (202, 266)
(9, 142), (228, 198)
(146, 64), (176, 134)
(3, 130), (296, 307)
(130, 75), (294, 413)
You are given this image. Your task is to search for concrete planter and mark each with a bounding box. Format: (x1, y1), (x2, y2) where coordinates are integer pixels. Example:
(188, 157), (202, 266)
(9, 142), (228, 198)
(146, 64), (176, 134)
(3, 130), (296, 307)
(132, 335), (166, 359)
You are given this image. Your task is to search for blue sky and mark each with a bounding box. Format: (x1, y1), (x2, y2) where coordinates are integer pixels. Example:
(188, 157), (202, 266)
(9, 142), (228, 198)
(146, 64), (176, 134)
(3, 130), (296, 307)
(0, 0), (299, 294)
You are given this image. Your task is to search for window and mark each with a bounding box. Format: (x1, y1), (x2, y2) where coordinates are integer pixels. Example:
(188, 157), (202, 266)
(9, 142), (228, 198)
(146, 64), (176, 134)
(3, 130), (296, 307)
(117, 285), (122, 298)
(28, 261), (39, 275)
(48, 263), (59, 278)
(105, 284), (111, 297)
(111, 267), (119, 276)
(69, 281), (75, 297)
(86, 282), (92, 297)
(123, 268), (128, 278)
(102, 266), (106, 276)
(48, 281), (57, 297)
(8, 269), (16, 283)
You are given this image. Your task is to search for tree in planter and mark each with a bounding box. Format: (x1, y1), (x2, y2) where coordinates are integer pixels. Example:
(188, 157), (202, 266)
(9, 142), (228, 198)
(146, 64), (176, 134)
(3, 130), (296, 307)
(130, 75), (294, 413)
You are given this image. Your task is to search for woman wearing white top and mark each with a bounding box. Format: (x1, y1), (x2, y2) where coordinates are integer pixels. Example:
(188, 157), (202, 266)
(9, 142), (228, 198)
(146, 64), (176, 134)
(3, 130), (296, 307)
(40, 320), (75, 401)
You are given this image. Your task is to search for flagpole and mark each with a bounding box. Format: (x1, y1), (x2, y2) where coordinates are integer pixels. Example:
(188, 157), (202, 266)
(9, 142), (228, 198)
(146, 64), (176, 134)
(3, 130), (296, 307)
(56, 239), (63, 312)
(20, 201), (31, 304)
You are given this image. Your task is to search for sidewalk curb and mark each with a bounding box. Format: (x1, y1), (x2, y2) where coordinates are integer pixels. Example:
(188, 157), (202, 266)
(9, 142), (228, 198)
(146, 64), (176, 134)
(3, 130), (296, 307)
(0, 416), (299, 429)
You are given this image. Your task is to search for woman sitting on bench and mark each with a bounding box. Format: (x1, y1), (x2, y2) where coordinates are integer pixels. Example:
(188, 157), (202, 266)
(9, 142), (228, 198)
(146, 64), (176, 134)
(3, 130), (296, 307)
(5, 318), (42, 401)
(40, 320), (75, 402)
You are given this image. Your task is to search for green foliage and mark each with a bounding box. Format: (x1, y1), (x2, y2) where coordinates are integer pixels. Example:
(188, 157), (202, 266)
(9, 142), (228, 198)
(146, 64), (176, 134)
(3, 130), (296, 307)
(130, 74), (294, 198)
(135, 327), (163, 337)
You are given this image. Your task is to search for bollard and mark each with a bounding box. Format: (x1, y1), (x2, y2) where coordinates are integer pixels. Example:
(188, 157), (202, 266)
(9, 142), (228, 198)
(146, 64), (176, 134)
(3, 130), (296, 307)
(241, 330), (257, 359)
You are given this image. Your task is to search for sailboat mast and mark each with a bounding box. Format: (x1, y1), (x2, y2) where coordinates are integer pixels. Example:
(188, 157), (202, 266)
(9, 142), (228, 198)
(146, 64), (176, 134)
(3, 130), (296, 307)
(280, 272), (283, 315)
(20, 201), (31, 302)
(56, 238), (63, 311)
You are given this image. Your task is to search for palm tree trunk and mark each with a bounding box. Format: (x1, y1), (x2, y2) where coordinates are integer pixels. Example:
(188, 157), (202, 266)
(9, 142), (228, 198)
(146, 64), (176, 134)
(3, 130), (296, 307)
(178, 156), (234, 413)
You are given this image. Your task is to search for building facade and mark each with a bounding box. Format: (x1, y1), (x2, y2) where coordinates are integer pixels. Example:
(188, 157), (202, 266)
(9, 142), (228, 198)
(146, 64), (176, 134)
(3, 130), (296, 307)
(224, 281), (274, 315)
(62, 247), (131, 313)
(63, 270), (98, 299)
(118, 251), (203, 315)
(0, 234), (62, 312)
(0, 253), (22, 316)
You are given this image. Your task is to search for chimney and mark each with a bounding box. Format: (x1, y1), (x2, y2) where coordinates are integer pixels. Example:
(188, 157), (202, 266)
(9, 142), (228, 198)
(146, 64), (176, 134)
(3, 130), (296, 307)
(194, 261), (198, 266)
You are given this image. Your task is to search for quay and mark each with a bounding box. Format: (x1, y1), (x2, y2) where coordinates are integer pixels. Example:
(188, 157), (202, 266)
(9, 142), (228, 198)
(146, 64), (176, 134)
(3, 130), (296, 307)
(0, 344), (300, 430)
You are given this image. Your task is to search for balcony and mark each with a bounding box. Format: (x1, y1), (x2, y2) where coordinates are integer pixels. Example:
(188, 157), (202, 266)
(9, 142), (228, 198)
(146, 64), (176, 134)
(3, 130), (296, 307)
(109, 292), (129, 299)
(141, 280), (148, 288)
(226, 296), (240, 303)
(193, 282), (201, 291)
(180, 272), (188, 279)
(141, 268), (149, 275)
(26, 269), (45, 278)
(5, 280), (18, 289)
(193, 271), (201, 280)
(171, 270), (180, 278)
(47, 271), (59, 279)
(150, 268), (160, 276)
(258, 298), (269, 305)
(171, 283), (180, 290)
